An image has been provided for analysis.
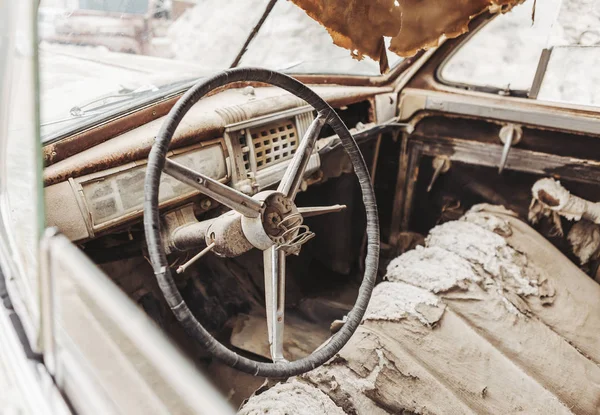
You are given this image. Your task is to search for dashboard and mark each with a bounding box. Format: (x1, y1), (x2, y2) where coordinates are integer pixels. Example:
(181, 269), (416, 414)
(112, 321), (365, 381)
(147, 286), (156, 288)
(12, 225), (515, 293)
(44, 81), (399, 242)
(45, 107), (321, 241)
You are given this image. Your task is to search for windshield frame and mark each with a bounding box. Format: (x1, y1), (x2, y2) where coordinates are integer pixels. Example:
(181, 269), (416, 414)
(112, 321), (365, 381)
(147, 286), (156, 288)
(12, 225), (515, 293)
(434, 13), (531, 98)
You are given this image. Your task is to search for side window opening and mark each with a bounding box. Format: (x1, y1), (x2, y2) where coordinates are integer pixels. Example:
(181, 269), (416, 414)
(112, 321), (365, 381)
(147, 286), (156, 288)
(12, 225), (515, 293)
(438, 0), (590, 100)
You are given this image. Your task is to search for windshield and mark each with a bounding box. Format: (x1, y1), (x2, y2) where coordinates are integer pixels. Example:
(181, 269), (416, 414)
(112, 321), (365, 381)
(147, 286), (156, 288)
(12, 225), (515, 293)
(38, 0), (403, 140)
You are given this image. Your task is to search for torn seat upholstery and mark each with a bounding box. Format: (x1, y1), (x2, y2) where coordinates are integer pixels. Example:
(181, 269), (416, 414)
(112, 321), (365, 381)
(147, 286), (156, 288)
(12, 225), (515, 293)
(240, 205), (600, 415)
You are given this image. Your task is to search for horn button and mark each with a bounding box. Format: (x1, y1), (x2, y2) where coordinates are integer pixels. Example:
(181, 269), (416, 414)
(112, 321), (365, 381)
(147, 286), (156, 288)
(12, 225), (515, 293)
(241, 190), (313, 252)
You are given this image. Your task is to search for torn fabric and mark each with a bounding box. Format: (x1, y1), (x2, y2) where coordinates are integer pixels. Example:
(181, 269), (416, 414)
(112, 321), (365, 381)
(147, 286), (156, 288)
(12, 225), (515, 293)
(290, 0), (525, 72)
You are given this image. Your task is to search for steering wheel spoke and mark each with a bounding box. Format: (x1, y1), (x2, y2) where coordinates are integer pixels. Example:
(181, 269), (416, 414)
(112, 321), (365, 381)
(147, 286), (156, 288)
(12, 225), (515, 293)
(297, 204), (347, 218)
(164, 158), (263, 218)
(277, 114), (327, 200)
(263, 246), (287, 363)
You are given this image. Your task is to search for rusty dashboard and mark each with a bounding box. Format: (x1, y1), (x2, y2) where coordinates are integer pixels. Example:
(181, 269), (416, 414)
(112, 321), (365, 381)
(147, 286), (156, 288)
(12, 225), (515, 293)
(44, 83), (396, 242)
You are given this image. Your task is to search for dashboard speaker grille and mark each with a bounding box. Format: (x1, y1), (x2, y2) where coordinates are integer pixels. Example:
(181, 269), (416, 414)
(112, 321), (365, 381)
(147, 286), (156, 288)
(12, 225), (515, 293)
(249, 119), (298, 170)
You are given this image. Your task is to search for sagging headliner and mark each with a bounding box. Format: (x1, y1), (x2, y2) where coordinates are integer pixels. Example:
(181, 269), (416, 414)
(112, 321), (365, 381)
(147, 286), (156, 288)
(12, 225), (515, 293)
(290, 0), (526, 73)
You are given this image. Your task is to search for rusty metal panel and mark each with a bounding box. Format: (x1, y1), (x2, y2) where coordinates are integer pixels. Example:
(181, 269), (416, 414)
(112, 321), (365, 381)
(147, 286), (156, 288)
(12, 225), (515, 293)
(43, 85), (389, 185)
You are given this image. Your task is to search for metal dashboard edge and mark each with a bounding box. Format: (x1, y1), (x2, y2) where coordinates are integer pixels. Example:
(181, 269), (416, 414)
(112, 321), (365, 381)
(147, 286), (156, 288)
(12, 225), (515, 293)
(399, 89), (600, 136)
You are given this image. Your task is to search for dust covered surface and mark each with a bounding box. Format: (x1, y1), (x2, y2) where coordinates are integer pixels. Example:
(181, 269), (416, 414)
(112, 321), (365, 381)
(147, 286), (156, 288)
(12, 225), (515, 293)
(387, 211), (555, 315)
(531, 178), (588, 222)
(239, 206), (600, 414)
(239, 379), (346, 415)
(289, 0), (525, 66)
(426, 220), (543, 298)
(364, 281), (445, 325)
(530, 178), (600, 264)
(567, 220), (600, 265)
(386, 246), (482, 293)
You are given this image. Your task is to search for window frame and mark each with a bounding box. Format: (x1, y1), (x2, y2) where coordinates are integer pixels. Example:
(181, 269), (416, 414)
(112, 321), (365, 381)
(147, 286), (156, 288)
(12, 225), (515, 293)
(0, 0), (45, 351)
(435, 13), (531, 98)
(434, 9), (600, 114)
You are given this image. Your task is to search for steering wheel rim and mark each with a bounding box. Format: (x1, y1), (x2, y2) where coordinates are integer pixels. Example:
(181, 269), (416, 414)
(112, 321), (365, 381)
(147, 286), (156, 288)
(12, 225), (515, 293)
(143, 67), (379, 378)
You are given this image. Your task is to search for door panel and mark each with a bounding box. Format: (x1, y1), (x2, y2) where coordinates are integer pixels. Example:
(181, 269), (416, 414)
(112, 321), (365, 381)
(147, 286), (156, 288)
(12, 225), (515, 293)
(43, 232), (233, 415)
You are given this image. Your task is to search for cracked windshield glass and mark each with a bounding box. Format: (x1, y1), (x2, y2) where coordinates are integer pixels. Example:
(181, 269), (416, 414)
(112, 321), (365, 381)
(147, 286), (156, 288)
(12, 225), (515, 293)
(38, 0), (403, 139)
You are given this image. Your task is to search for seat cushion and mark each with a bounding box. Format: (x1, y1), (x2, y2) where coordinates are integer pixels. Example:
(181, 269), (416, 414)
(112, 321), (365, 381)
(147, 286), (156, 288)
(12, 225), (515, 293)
(241, 205), (600, 415)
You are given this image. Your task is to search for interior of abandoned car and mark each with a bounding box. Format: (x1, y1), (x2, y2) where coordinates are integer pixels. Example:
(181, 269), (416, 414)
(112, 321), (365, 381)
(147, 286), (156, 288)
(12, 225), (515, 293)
(3, 0), (600, 414)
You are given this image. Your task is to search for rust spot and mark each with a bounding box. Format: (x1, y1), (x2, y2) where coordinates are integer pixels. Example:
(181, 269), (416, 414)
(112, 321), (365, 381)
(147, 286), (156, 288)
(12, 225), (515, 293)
(537, 189), (560, 207)
(44, 90), (382, 186)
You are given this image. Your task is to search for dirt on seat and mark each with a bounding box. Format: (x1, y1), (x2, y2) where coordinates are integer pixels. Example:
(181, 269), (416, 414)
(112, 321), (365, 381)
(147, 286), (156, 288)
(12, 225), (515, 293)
(240, 205), (600, 415)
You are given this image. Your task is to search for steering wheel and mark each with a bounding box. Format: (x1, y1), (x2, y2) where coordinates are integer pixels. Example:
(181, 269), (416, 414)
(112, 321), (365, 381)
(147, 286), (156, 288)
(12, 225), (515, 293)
(143, 68), (379, 378)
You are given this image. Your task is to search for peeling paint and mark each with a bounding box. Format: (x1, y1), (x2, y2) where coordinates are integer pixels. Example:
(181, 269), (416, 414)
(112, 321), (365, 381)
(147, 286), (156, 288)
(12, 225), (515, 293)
(427, 220), (541, 298)
(239, 379), (346, 415)
(364, 282), (445, 326)
(461, 204), (515, 237)
(386, 246), (482, 293)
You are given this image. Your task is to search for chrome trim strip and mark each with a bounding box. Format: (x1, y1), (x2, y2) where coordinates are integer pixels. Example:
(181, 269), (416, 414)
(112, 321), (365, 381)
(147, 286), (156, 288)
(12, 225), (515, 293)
(225, 105), (313, 132)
